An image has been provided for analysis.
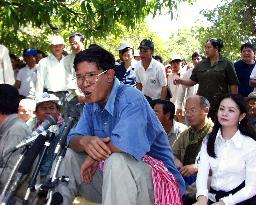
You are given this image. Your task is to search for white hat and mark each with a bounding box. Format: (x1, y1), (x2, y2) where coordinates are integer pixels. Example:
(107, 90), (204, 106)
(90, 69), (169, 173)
(36, 92), (60, 105)
(50, 35), (65, 45)
(117, 42), (133, 51)
(170, 55), (182, 62)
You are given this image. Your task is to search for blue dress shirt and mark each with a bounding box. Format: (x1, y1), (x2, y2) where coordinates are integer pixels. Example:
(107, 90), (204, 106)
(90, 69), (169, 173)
(68, 78), (185, 194)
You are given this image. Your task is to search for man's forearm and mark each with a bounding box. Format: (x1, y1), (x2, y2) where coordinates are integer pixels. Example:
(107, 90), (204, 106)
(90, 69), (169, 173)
(249, 79), (256, 87)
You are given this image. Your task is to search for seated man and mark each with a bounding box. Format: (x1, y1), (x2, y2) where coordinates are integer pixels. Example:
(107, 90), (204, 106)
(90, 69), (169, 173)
(32, 92), (65, 178)
(152, 99), (187, 146)
(54, 45), (185, 205)
(0, 84), (33, 204)
(172, 95), (213, 204)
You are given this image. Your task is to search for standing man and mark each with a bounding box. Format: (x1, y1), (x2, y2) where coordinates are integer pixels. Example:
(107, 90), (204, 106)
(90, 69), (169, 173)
(55, 45), (185, 205)
(135, 39), (167, 104)
(64, 32), (85, 122)
(234, 43), (255, 97)
(36, 35), (70, 105)
(0, 45), (15, 85)
(15, 48), (38, 99)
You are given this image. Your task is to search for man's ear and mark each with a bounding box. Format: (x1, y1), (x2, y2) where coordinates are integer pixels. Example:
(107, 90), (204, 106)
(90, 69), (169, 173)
(107, 69), (115, 82)
(203, 106), (210, 114)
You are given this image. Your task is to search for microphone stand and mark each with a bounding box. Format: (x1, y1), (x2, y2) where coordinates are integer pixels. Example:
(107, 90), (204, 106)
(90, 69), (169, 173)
(0, 148), (27, 204)
(45, 143), (69, 205)
(22, 131), (54, 205)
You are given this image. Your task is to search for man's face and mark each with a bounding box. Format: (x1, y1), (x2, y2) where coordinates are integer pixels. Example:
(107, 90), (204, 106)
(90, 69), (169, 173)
(185, 98), (207, 129)
(153, 104), (168, 124)
(36, 101), (59, 123)
(18, 105), (34, 122)
(241, 47), (255, 64)
(24, 55), (37, 68)
(69, 36), (84, 54)
(171, 60), (182, 73)
(248, 99), (256, 116)
(50, 44), (64, 57)
(76, 61), (111, 107)
(139, 48), (153, 62)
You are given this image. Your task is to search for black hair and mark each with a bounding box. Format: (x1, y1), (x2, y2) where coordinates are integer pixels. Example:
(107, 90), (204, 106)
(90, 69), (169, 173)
(69, 32), (85, 43)
(240, 42), (255, 53)
(208, 38), (224, 53)
(74, 45), (115, 72)
(36, 50), (47, 58)
(154, 55), (163, 63)
(191, 51), (202, 60)
(207, 94), (256, 158)
(152, 99), (175, 120)
(0, 84), (19, 115)
(120, 47), (134, 56)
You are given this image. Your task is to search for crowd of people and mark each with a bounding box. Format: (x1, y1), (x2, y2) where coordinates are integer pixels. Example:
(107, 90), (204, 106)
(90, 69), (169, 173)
(0, 35), (256, 205)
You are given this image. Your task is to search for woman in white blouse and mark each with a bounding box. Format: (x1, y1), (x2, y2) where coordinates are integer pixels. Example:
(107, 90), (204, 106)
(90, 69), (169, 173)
(194, 94), (256, 205)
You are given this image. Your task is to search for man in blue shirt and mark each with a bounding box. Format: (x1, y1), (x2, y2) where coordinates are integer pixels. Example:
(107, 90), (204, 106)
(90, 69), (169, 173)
(55, 45), (185, 205)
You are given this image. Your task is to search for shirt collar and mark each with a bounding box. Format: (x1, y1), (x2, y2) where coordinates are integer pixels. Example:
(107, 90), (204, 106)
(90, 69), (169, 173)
(93, 78), (120, 116)
(216, 129), (243, 148)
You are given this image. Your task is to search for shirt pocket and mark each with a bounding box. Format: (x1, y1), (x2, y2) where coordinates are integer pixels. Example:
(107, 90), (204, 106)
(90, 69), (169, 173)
(93, 129), (105, 137)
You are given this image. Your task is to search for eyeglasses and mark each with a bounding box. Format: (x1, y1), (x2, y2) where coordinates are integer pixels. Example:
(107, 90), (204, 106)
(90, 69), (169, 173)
(74, 70), (108, 84)
(184, 108), (198, 115)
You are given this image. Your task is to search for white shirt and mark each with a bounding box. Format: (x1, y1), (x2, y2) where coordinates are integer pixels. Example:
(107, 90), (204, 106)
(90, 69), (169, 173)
(196, 129), (256, 205)
(36, 54), (71, 93)
(63, 53), (78, 90)
(0, 45), (15, 85)
(16, 65), (38, 98)
(175, 69), (198, 109)
(250, 64), (256, 92)
(135, 59), (167, 100)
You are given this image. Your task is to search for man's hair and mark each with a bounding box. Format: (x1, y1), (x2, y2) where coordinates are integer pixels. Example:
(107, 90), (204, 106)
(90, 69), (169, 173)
(0, 84), (19, 115)
(199, 96), (210, 109)
(152, 99), (175, 120)
(240, 42), (255, 53)
(74, 45), (115, 72)
(191, 51), (202, 59)
(69, 32), (85, 43)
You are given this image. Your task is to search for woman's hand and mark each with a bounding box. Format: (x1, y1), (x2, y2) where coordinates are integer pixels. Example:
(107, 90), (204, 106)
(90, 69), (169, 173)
(193, 195), (208, 205)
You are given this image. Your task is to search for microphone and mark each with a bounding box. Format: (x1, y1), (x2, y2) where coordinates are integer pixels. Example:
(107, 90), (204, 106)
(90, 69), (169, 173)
(50, 192), (63, 205)
(1, 134), (47, 204)
(7, 115), (58, 153)
(54, 117), (74, 156)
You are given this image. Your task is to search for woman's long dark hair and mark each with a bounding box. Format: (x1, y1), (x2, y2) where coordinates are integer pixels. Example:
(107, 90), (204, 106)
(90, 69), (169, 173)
(207, 94), (256, 158)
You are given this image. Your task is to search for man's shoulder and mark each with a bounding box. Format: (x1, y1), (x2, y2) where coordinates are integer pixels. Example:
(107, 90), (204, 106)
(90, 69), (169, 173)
(151, 59), (165, 70)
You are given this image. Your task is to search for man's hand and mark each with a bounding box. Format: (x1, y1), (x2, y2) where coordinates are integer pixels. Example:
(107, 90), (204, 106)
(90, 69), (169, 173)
(212, 201), (225, 205)
(180, 164), (198, 177)
(80, 137), (111, 161)
(76, 94), (86, 104)
(80, 156), (98, 184)
(192, 195), (208, 205)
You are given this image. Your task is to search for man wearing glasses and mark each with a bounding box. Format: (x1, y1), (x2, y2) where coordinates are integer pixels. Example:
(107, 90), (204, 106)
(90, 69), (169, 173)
(55, 45), (185, 205)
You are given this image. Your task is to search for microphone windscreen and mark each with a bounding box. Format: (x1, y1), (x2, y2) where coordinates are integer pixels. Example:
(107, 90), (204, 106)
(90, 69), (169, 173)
(50, 192), (63, 205)
(17, 134), (46, 175)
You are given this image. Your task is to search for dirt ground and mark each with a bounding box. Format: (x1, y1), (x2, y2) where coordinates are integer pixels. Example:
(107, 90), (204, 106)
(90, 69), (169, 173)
(73, 197), (100, 205)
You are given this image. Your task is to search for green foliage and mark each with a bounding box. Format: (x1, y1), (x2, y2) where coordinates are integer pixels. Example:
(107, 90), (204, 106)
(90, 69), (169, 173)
(0, 0), (190, 55)
(198, 0), (256, 61)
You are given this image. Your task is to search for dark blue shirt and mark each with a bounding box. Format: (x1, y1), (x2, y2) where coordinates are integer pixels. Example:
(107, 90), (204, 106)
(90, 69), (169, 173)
(68, 78), (185, 194)
(234, 60), (255, 97)
(115, 63), (136, 87)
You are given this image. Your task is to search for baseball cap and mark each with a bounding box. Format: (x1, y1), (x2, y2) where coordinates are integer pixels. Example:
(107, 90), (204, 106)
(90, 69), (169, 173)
(23, 48), (37, 56)
(138, 39), (154, 50)
(50, 35), (65, 45)
(117, 42), (133, 51)
(170, 55), (182, 62)
(248, 92), (256, 99)
(35, 92), (60, 106)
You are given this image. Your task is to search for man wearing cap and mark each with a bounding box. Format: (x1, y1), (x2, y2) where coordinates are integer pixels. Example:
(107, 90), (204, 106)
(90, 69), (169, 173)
(115, 42), (137, 87)
(167, 55), (184, 105)
(31, 92), (64, 177)
(15, 48), (38, 99)
(36, 35), (71, 107)
(135, 39), (168, 104)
